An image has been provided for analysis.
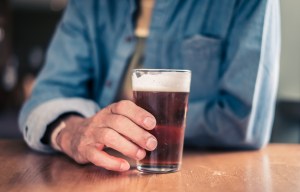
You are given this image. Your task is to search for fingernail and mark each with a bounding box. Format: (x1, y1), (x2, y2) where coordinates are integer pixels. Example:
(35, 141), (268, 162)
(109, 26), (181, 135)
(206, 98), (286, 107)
(144, 117), (156, 129)
(146, 137), (157, 151)
(120, 162), (130, 171)
(136, 149), (146, 160)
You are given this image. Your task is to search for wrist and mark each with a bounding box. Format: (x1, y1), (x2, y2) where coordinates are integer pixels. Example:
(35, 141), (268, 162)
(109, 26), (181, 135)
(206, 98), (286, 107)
(50, 121), (66, 151)
(51, 115), (85, 152)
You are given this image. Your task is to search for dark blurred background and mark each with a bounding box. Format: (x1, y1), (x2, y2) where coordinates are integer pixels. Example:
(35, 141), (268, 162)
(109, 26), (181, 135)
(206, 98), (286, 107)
(0, 0), (66, 138)
(0, 0), (299, 142)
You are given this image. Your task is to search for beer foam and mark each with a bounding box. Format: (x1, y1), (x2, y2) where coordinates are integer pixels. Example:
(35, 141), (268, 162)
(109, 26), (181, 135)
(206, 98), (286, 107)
(132, 70), (191, 92)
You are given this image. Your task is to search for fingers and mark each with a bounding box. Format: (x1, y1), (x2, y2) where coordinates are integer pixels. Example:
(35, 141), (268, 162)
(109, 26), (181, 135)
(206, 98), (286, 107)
(58, 100), (159, 172)
(105, 114), (157, 151)
(108, 100), (156, 130)
(86, 147), (130, 171)
(95, 128), (147, 160)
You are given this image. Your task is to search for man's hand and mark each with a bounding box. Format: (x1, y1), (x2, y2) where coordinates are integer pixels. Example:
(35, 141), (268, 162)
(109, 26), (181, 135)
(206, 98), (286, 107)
(53, 100), (157, 172)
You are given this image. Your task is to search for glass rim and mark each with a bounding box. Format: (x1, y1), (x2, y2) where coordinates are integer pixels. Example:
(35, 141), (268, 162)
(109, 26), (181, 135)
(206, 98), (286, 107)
(132, 69), (191, 73)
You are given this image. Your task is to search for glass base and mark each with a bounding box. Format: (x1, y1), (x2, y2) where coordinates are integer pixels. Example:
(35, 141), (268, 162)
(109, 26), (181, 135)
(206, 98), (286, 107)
(137, 164), (180, 174)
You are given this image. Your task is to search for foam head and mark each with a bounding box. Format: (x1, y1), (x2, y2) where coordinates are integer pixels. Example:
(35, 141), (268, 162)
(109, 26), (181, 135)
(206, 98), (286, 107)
(132, 69), (191, 92)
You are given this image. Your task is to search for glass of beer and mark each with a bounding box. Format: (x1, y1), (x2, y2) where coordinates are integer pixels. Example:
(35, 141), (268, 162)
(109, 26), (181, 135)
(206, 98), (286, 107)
(132, 69), (191, 173)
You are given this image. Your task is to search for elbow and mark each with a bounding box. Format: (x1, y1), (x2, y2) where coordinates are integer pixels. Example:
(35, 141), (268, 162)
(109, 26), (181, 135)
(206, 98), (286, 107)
(185, 124), (270, 150)
(217, 136), (268, 151)
(240, 138), (268, 150)
(206, 117), (272, 150)
(223, 121), (272, 150)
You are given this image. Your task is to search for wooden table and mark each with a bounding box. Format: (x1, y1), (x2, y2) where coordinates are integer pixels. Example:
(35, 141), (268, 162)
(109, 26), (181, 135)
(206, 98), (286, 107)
(0, 140), (300, 192)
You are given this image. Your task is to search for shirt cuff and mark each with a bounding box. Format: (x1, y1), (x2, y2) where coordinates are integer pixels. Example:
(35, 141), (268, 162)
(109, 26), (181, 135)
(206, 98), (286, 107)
(22, 98), (100, 153)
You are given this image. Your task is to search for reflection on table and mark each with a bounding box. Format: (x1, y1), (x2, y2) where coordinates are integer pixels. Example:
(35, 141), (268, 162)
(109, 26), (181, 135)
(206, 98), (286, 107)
(0, 140), (300, 192)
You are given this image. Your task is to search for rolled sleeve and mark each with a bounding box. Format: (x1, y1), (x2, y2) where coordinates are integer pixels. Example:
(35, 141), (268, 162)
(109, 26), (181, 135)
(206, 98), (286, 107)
(20, 98), (99, 153)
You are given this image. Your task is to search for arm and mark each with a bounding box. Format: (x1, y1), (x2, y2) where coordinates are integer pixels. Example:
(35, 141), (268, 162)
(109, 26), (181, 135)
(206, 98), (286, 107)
(185, 0), (280, 149)
(19, 0), (158, 172)
(18, 0), (99, 153)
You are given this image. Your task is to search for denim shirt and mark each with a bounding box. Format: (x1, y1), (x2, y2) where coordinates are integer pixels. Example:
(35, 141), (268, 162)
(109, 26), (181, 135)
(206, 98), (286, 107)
(19, 0), (281, 152)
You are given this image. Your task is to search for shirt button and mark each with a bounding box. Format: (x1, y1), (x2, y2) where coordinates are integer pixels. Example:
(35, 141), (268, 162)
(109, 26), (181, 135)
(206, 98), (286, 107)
(105, 80), (112, 88)
(125, 36), (134, 43)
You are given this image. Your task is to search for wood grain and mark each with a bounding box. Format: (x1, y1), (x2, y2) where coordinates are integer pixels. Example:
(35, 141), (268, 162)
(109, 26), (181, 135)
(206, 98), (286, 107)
(0, 140), (300, 192)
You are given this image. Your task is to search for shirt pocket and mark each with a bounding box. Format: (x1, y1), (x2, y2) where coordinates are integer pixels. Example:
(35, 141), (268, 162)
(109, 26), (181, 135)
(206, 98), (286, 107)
(181, 35), (223, 100)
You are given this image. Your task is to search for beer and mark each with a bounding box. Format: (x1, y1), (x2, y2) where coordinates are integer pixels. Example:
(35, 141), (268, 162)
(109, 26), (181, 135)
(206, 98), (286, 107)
(132, 69), (191, 173)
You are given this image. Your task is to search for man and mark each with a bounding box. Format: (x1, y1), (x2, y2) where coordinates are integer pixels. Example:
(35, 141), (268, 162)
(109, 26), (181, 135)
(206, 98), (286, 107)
(19, 0), (280, 172)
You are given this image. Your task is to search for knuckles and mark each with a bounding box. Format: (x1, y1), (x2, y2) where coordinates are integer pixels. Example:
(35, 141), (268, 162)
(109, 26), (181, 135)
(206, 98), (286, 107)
(113, 100), (133, 114)
(112, 115), (126, 129)
(101, 129), (117, 146)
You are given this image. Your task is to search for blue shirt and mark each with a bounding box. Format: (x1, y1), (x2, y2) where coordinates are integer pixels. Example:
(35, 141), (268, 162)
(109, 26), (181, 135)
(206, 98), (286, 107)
(19, 0), (281, 152)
